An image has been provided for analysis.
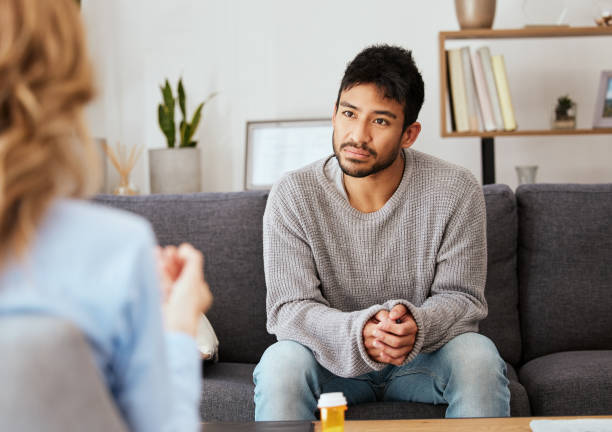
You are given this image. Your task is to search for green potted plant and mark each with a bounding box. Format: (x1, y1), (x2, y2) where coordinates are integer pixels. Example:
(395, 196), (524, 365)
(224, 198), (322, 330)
(552, 95), (576, 129)
(149, 78), (216, 193)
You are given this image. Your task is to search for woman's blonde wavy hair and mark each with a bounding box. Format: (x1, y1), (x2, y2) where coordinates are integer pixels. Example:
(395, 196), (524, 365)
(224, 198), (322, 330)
(0, 0), (99, 264)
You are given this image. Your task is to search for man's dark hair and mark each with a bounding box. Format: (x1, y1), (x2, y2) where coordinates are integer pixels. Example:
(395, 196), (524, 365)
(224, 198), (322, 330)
(335, 45), (425, 131)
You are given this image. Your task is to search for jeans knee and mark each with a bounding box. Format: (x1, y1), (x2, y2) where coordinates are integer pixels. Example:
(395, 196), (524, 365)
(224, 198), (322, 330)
(446, 333), (506, 383)
(441, 334), (510, 417)
(254, 340), (318, 390)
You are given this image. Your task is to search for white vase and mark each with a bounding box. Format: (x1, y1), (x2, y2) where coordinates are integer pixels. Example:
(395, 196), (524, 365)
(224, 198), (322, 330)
(149, 147), (201, 194)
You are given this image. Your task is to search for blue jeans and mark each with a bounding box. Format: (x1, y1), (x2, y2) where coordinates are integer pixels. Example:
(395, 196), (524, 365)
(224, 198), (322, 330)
(253, 332), (510, 420)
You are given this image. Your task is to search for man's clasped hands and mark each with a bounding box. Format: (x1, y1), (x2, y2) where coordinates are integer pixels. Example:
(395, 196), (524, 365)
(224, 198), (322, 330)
(363, 304), (418, 366)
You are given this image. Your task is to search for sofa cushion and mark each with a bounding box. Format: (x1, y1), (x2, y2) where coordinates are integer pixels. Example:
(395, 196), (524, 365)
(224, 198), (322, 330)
(506, 364), (532, 417)
(516, 184), (612, 362)
(480, 185), (521, 366)
(94, 192), (276, 363)
(519, 350), (612, 416)
(201, 362), (256, 422)
(201, 362), (529, 421)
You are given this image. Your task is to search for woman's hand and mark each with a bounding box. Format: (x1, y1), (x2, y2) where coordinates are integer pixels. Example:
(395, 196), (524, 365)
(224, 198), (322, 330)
(155, 243), (213, 337)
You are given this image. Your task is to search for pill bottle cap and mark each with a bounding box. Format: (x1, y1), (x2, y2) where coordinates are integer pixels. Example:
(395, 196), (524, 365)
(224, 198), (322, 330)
(317, 392), (347, 408)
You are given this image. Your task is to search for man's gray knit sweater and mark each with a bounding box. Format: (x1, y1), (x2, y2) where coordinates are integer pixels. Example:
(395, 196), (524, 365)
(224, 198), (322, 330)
(263, 148), (487, 378)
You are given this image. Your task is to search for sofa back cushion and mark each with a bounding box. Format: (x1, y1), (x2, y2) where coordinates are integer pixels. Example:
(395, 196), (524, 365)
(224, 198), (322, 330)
(480, 185), (522, 365)
(95, 192), (276, 363)
(517, 184), (612, 362)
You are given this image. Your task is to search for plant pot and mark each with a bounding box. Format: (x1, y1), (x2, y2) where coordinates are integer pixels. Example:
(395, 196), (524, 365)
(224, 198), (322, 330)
(552, 117), (576, 129)
(454, 0), (496, 29)
(551, 104), (577, 130)
(149, 147), (201, 194)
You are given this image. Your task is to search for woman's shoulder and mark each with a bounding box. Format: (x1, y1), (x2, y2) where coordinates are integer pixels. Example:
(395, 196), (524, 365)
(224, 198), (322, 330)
(55, 198), (150, 230)
(40, 199), (156, 252)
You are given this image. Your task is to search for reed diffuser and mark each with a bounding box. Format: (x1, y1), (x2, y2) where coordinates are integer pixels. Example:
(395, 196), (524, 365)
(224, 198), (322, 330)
(102, 142), (143, 195)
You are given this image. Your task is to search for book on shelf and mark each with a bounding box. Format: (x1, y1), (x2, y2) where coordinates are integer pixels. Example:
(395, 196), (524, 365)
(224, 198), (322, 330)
(444, 51), (457, 132)
(470, 49), (497, 132)
(447, 48), (469, 132)
(460, 46), (481, 132)
(477, 47), (504, 131)
(491, 54), (517, 131)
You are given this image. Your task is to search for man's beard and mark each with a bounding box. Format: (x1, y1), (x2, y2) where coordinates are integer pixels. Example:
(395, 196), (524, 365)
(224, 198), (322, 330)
(332, 134), (402, 178)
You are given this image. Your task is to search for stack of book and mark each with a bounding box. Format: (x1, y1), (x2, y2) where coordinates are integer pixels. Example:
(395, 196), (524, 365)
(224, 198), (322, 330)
(446, 46), (517, 133)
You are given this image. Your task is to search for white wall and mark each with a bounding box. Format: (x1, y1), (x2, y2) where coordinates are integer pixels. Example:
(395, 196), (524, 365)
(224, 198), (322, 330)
(82, 0), (612, 193)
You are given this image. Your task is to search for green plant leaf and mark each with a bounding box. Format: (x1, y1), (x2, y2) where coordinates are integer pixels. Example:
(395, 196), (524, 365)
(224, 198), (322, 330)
(204, 91), (219, 104)
(158, 79), (176, 148)
(188, 102), (204, 141)
(180, 121), (191, 148)
(184, 124), (191, 147)
(178, 78), (186, 118)
(162, 80), (174, 110)
(158, 104), (175, 148)
(179, 120), (185, 147)
(157, 104), (165, 136)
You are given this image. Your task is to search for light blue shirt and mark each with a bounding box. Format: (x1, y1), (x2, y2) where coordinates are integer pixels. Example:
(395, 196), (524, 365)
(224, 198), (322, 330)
(0, 199), (201, 431)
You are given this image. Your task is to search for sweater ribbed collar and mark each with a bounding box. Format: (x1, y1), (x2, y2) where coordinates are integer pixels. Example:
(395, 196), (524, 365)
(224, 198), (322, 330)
(318, 148), (415, 220)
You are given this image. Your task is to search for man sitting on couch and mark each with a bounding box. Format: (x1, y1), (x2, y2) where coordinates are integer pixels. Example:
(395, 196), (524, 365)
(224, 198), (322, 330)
(253, 45), (510, 420)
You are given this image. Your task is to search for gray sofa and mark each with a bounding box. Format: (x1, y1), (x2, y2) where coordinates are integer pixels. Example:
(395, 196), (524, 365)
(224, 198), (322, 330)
(95, 183), (612, 422)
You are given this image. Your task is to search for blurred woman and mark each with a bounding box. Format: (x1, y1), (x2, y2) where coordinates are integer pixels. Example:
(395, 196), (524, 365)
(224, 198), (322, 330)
(0, 0), (211, 430)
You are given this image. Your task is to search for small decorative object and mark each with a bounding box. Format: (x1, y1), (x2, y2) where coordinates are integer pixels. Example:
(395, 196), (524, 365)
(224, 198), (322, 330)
(552, 95), (576, 129)
(102, 141), (143, 195)
(594, 0), (612, 26)
(150, 78), (217, 194)
(595, 11), (612, 26)
(515, 165), (538, 185)
(593, 70), (612, 128)
(454, 0), (496, 29)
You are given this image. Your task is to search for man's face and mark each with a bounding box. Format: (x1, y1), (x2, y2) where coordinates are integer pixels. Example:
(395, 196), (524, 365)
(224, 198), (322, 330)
(332, 83), (408, 178)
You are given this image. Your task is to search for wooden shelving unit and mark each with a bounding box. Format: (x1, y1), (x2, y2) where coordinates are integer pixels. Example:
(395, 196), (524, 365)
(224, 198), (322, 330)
(438, 26), (612, 184)
(443, 128), (612, 138)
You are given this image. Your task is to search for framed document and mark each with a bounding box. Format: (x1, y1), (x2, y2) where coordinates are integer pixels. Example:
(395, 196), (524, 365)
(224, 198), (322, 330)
(244, 119), (333, 190)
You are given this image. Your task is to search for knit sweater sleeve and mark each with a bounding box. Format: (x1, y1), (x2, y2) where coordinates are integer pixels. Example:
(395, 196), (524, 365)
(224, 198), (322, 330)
(263, 180), (388, 378)
(392, 177), (488, 360)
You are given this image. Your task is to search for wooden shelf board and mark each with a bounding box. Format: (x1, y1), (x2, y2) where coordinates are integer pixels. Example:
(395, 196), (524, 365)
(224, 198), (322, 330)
(440, 26), (612, 40)
(441, 128), (612, 138)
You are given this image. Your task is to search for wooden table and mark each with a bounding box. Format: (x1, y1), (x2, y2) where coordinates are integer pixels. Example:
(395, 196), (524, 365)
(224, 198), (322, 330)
(313, 416), (612, 431)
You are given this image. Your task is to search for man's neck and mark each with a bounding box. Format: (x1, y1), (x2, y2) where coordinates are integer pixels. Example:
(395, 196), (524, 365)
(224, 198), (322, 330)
(343, 151), (405, 213)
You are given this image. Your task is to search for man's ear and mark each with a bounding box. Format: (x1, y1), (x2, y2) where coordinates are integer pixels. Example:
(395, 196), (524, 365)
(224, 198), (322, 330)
(331, 104), (337, 126)
(401, 122), (421, 149)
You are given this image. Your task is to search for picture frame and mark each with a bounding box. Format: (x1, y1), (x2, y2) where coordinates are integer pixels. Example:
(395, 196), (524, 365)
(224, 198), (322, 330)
(244, 119), (332, 190)
(593, 70), (612, 128)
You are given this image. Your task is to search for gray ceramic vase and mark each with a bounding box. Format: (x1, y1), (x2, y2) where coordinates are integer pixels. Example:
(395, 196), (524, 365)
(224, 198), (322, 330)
(149, 147), (201, 194)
